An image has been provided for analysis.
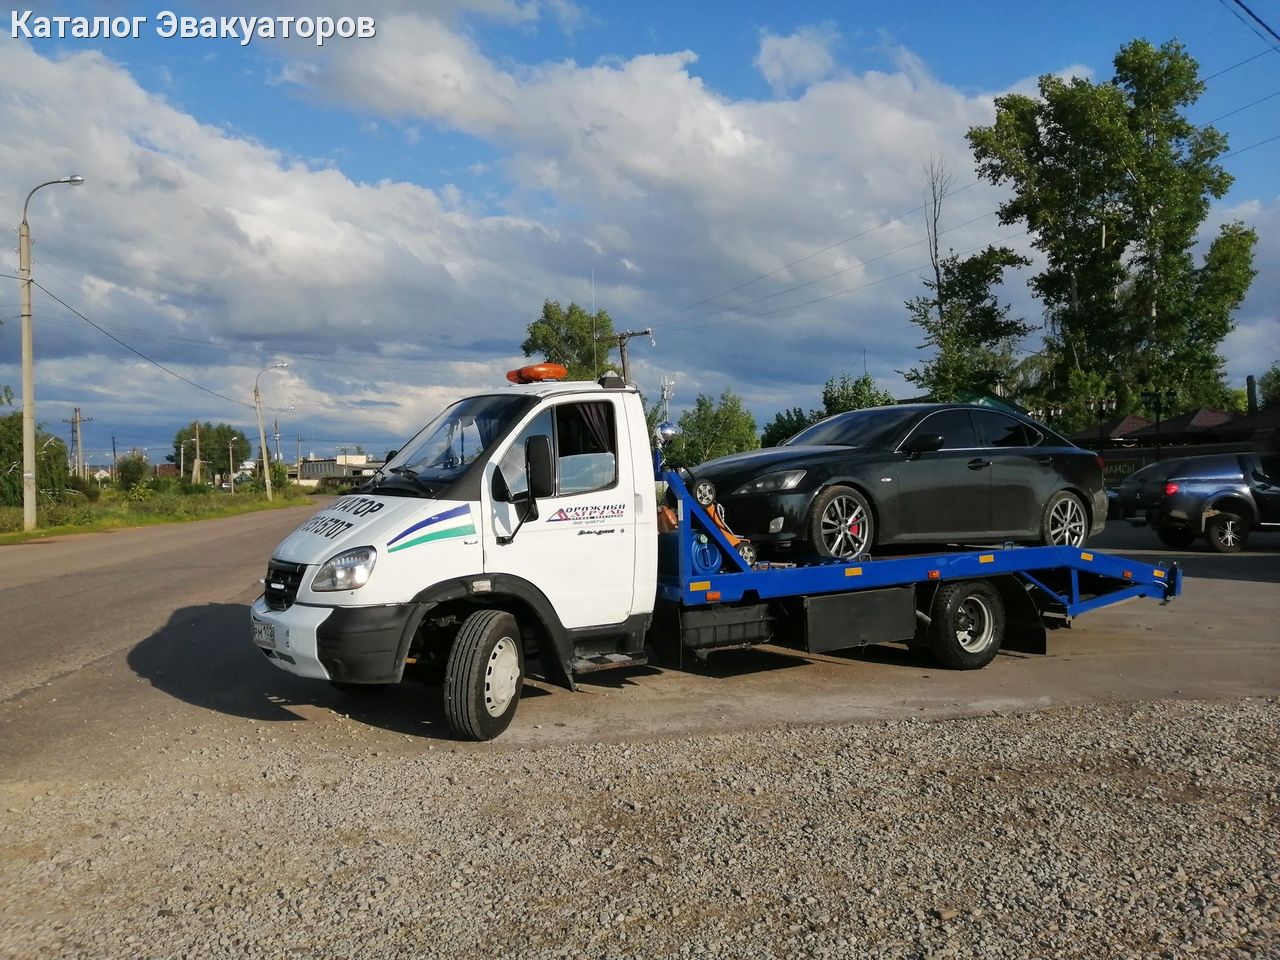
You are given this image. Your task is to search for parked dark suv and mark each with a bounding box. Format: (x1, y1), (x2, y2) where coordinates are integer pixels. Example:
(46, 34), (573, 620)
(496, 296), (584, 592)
(1116, 453), (1280, 552)
(692, 403), (1106, 559)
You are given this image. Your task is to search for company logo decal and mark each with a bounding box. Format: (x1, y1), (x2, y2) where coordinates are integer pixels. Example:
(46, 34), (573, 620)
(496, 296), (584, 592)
(387, 504), (476, 553)
(547, 503), (627, 524)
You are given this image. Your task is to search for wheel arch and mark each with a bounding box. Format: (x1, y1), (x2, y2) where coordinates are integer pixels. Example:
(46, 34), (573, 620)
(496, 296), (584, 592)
(1201, 493), (1256, 530)
(405, 574), (575, 690)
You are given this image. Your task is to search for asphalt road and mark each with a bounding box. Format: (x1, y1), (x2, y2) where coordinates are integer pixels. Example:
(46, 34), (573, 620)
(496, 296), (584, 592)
(1, 507), (1277, 783)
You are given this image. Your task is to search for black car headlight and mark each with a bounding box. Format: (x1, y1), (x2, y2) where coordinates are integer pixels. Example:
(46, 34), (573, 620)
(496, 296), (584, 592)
(732, 470), (806, 496)
(312, 546), (377, 592)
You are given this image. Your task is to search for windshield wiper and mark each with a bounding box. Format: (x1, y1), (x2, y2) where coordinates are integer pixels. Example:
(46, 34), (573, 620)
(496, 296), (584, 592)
(388, 466), (419, 478)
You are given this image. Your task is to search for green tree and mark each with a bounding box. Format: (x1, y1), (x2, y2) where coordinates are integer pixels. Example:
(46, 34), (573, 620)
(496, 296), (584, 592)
(904, 246), (1031, 401)
(0, 412), (69, 507)
(1259, 362), (1280, 409)
(761, 407), (812, 447)
(666, 389), (758, 466)
(171, 423), (251, 482)
(521, 300), (617, 381)
(967, 39), (1256, 419)
(819, 372), (895, 416)
(115, 451), (149, 491)
(759, 373), (896, 446)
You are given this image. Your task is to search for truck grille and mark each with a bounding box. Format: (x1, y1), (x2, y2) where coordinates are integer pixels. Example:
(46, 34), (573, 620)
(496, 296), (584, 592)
(264, 559), (308, 610)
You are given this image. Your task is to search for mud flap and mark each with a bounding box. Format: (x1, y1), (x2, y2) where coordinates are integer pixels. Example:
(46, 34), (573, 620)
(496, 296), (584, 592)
(993, 576), (1049, 655)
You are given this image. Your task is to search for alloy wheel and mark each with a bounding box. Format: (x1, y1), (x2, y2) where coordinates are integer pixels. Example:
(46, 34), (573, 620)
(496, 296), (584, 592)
(1215, 518), (1241, 549)
(819, 494), (870, 559)
(1048, 496), (1088, 546)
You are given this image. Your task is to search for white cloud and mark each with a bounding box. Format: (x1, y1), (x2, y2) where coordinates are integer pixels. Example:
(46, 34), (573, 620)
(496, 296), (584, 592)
(754, 23), (841, 96)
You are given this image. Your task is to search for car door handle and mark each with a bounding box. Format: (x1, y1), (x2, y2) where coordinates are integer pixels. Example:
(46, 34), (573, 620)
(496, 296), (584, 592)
(967, 458), (991, 470)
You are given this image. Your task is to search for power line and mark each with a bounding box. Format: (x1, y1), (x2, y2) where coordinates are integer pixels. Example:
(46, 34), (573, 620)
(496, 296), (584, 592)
(650, 180), (980, 326)
(1203, 47), (1276, 80)
(1229, 0), (1280, 45)
(1205, 88), (1280, 123)
(1222, 131), (1280, 157)
(0, 273), (253, 409)
(659, 209), (997, 332)
(1216, 0), (1280, 50)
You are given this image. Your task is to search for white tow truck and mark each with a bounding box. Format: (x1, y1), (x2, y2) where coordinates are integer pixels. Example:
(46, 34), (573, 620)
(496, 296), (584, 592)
(250, 365), (1181, 740)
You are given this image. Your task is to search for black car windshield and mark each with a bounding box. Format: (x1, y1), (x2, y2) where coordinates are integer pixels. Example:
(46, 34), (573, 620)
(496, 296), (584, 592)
(383, 394), (529, 485)
(785, 407), (919, 448)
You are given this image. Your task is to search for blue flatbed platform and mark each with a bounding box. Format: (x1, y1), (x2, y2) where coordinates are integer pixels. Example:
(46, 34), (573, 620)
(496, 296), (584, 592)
(657, 472), (1182, 624)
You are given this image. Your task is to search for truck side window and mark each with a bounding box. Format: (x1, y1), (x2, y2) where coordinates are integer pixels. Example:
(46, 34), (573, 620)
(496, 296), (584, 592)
(496, 409), (554, 500)
(555, 401), (618, 495)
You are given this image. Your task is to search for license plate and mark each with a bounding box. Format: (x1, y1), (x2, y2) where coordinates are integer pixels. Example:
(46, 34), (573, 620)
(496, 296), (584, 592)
(252, 620), (276, 649)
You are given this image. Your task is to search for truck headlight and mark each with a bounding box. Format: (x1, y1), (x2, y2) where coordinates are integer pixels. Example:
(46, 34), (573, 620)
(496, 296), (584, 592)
(733, 470), (806, 496)
(312, 546), (377, 592)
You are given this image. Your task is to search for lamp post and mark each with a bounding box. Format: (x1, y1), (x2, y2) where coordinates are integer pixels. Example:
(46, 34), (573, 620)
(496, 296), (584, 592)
(272, 406), (296, 463)
(1140, 389), (1177, 462)
(1086, 397), (1117, 447)
(179, 438), (196, 482)
(253, 362), (288, 501)
(18, 175), (85, 531)
(1032, 405), (1063, 428)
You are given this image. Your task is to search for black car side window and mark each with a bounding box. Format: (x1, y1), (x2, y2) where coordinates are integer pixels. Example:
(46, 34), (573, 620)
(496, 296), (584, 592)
(973, 410), (1040, 448)
(910, 410), (977, 450)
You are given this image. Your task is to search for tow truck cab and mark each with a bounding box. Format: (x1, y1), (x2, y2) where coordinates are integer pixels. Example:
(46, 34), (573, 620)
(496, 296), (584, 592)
(251, 370), (658, 735)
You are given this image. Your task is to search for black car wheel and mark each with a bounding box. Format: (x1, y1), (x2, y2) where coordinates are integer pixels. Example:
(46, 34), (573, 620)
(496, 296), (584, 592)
(1155, 525), (1197, 550)
(1041, 491), (1089, 547)
(926, 581), (1005, 670)
(1205, 513), (1247, 554)
(808, 485), (874, 559)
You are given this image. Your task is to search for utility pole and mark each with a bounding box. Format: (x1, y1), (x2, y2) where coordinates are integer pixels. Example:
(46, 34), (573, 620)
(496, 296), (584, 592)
(110, 433), (117, 481)
(228, 439), (236, 495)
(660, 376), (675, 421)
(192, 421), (202, 484)
(296, 435), (303, 479)
(62, 407), (93, 480)
(595, 328), (653, 384)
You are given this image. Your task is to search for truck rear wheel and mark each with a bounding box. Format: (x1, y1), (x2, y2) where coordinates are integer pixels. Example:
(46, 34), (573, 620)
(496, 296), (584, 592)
(926, 581), (1005, 670)
(444, 610), (524, 741)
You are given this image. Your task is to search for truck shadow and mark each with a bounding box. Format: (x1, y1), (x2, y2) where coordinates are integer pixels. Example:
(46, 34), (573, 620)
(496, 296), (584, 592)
(126, 602), (544, 741)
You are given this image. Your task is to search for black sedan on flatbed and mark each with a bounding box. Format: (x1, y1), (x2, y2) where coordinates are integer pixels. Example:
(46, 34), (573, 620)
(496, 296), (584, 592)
(692, 403), (1106, 559)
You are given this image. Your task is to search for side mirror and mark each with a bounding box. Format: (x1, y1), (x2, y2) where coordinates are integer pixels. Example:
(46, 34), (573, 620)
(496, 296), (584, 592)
(526, 435), (555, 499)
(905, 432), (944, 454)
(384, 449), (398, 463)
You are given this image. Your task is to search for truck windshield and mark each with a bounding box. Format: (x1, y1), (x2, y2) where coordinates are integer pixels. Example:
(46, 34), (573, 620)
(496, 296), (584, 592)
(384, 395), (530, 486)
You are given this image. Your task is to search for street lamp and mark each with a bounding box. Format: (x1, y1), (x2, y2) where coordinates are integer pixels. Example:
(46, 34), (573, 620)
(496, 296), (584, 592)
(179, 438), (197, 482)
(1086, 397), (1117, 447)
(253, 362), (288, 501)
(1140, 389), (1177, 462)
(18, 175), (85, 531)
(272, 405), (296, 463)
(1032, 405), (1063, 428)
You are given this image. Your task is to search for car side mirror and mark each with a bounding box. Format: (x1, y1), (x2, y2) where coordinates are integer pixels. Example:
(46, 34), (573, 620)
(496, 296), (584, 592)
(526, 435), (555, 499)
(905, 432), (944, 455)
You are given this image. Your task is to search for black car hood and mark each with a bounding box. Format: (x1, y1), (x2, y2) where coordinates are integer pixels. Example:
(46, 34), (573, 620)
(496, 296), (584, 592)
(693, 445), (875, 485)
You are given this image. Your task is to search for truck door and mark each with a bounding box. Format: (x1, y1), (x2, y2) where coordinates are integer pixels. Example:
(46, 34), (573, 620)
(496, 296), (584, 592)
(485, 397), (637, 629)
(1247, 455), (1280, 525)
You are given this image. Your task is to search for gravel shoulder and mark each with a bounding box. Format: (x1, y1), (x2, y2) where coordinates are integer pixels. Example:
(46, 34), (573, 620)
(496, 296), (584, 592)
(3, 697), (1277, 959)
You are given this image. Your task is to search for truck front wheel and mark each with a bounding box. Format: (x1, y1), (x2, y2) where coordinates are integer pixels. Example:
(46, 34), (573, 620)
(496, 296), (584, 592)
(444, 610), (525, 741)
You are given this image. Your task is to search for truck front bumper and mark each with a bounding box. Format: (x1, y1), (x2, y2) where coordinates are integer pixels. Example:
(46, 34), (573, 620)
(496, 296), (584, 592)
(250, 597), (415, 684)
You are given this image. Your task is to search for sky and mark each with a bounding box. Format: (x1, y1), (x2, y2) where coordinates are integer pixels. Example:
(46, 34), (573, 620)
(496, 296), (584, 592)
(1, 0), (1278, 465)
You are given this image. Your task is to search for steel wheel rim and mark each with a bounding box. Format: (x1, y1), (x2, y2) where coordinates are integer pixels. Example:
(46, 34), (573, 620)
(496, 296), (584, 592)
(956, 595), (994, 653)
(820, 495), (869, 559)
(1216, 519), (1240, 547)
(1048, 496), (1087, 546)
(484, 636), (520, 717)
(693, 480), (716, 507)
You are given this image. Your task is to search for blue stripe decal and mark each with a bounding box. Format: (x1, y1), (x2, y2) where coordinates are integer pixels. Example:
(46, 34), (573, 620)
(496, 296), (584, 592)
(387, 504), (472, 546)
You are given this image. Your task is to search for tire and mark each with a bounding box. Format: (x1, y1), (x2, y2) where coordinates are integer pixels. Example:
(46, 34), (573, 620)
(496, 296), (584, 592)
(926, 581), (1005, 670)
(692, 479), (717, 507)
(808, 485), (875, 560)
(443, 610), (524, 741)
(1041, 491), (1090, 547)
(1155, 525), (1197, 550)
(1205, 513), (1247, 554)
(736, 540), (757, 567)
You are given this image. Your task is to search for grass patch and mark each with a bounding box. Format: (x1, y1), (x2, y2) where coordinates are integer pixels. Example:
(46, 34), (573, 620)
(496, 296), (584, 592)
(0, 490), (318, 546)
